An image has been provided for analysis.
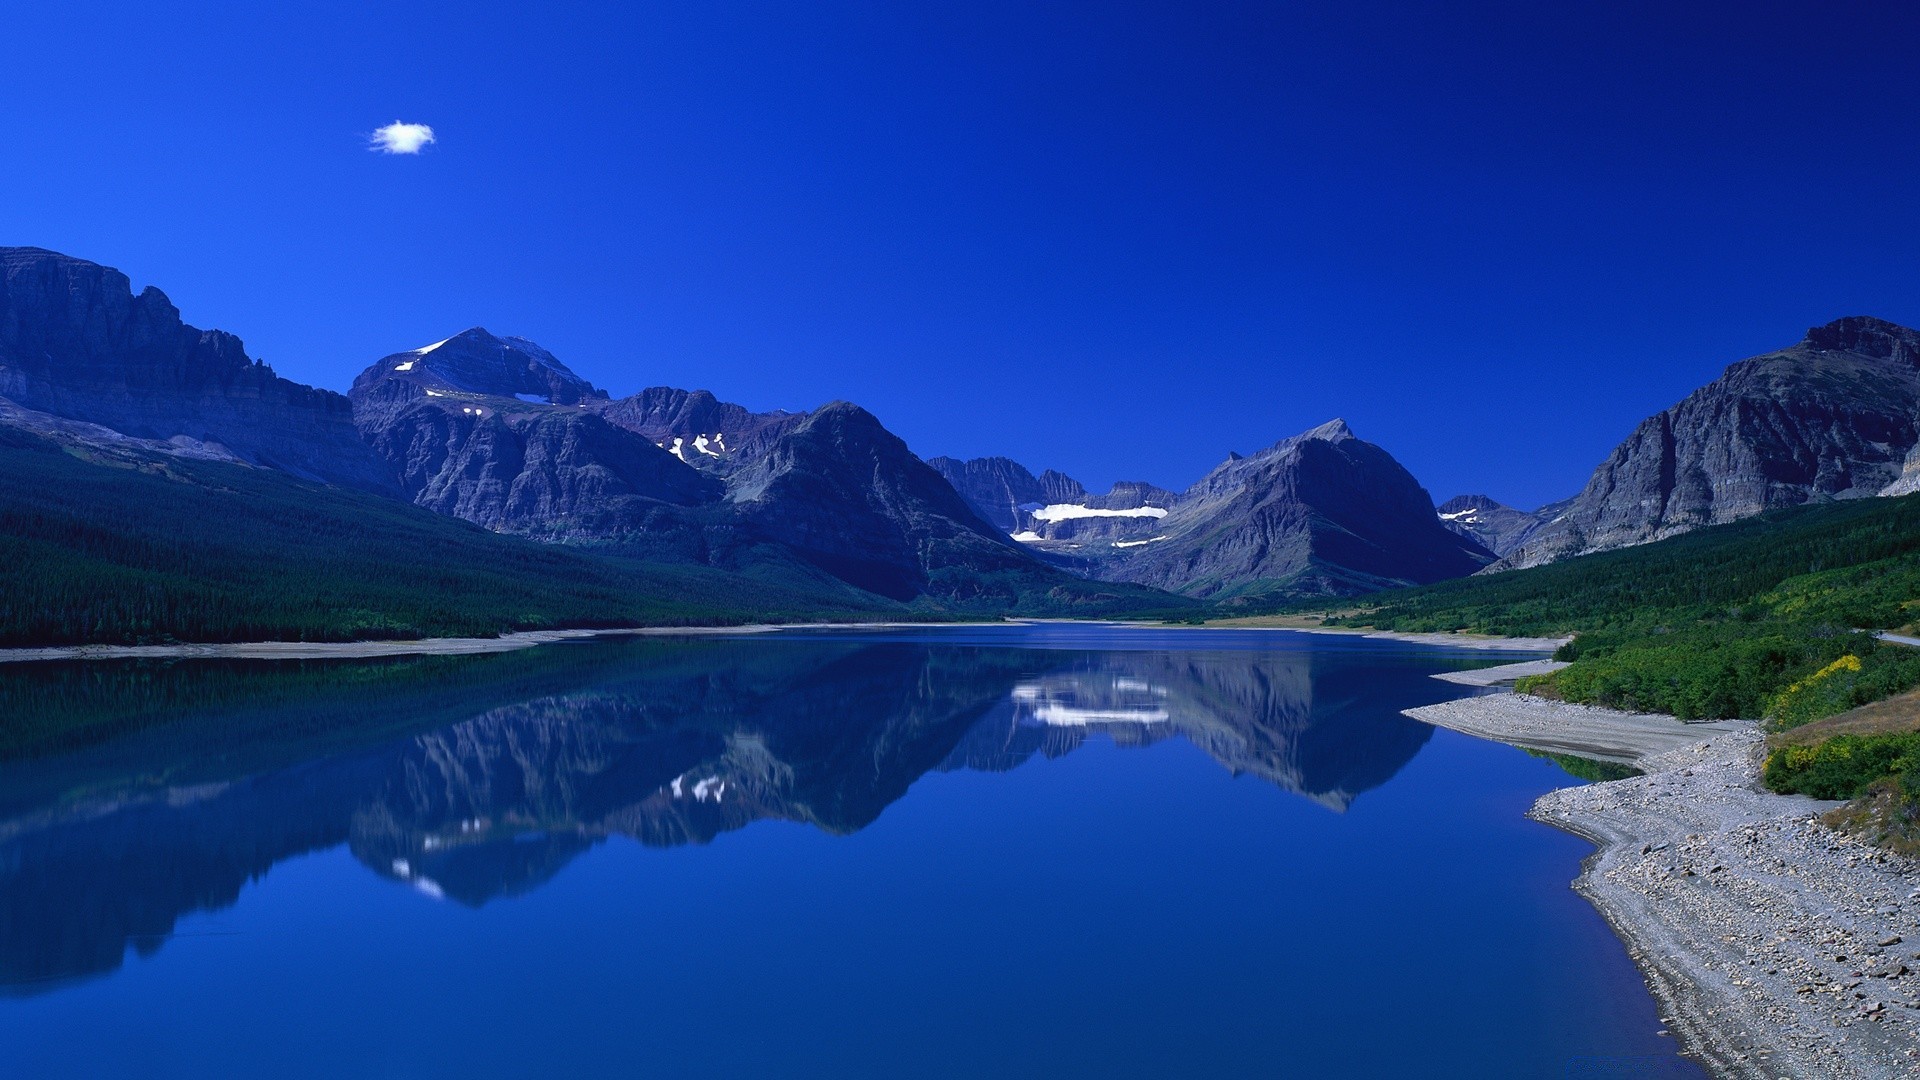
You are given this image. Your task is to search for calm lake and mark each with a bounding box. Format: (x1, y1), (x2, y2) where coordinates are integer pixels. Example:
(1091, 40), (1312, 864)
(0, 625), (1701, 1077)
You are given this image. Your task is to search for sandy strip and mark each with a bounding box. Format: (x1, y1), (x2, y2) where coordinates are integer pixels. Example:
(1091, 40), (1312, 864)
(0, 619), (1565, 666)
(0, 621), (1022, 665)
(1431, 658), (1570, 686)
(1405, 694), (1745, 764)
(1200, 623), (1571, 651)
(1412, 692), (1920, 1077)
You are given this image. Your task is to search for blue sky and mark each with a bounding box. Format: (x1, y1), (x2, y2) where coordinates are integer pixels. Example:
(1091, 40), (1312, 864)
(7, 1), (1918, 508)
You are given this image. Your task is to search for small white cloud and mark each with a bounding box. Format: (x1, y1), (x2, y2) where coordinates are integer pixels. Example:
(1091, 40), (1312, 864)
(370, 121), (436, 155)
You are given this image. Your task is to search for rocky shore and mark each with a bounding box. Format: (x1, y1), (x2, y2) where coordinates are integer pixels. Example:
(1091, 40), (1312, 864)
(1412, 695), (1920, 1078)
(1407, 694), (1745, 764)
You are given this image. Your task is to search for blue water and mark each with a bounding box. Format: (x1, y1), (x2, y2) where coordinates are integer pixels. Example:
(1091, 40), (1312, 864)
(0, 626), (1700, 1077)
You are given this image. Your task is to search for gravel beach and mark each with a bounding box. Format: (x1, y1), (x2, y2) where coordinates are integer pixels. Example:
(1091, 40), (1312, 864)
(1406, 694), (1745, 764)
(1412, 695), (1920, 1077)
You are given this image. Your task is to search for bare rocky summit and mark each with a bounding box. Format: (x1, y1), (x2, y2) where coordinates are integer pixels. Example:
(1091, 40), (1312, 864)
(348, 332), (1062, 602)
(1098, 420), (1493, 598)
(1499, 317), (1920, 569)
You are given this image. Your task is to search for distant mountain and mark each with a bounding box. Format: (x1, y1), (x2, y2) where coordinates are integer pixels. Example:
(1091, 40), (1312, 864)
(1435, 495), (1558, 557)
(927, 454), (1180, 548)
(350, 329), (721, 539)
(1497, 317), (1920, 569)
(1096, 420), (1494, 599)
(355, 327), (608, 405)
(925, 455), (1088, 533)
(935, 424), (1491, 598)
(0, 245), (1538, 618)
(0, 247), (398, 493)
(600, 387), (802, 472)
(350, 332), (1160, 607)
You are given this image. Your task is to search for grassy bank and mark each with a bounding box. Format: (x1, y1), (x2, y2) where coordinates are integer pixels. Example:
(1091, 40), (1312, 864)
(0, 428), (1191, 646)
(1313, 493), (1920, 726)
(1289, 494), (1920, 850)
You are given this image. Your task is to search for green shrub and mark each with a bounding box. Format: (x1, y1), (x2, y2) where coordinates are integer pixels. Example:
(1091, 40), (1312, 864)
(1763, 732), (1920, 800)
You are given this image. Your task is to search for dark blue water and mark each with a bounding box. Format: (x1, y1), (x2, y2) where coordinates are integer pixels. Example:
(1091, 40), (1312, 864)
(0, 626), (1699, 1077)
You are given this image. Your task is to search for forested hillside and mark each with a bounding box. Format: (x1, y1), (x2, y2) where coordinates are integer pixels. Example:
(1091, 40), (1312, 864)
(1325, 493), (1920, 723)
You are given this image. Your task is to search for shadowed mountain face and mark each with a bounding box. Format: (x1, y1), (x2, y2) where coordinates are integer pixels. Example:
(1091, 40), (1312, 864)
(1096, 421), (1493, 598)
(0, 248), (399, 494)
(925, 456), (1091, 533)
(1435, 495), (1558, 558)
(931, 423), (1489, 599)
(0, 633), (1450, 994)
(1497, 317), (1920, 569)
(348, 332), (1070, 603)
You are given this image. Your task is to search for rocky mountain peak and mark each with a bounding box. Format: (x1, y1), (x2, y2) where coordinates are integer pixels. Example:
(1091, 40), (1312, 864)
(1495, 317), (1920, 570)
(1294, 417), (1355, 443)
(1434, 495), (1549, 558)
(0, 245), (399, 493)
(1435, 494), (1503, 515)
(353, 328), (606, 405)
(1802, 316), (1920, 361)
(1103, 420), (1492, 598)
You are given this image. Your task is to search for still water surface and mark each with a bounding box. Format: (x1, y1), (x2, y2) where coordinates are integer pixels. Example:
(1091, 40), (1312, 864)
(0, 626), (1700, 1077)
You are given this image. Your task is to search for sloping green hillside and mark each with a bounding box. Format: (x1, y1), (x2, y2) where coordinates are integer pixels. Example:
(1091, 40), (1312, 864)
(0, 428), (900, 645)
(0, 428), (1189, 646)
(1325, 494), (1920, 723)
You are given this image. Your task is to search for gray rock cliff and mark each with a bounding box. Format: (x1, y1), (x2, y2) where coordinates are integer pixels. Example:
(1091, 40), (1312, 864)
(1097, 419), (1494, 598)
(0, 247), (399, 493)
(1497, 317), (1920, 569)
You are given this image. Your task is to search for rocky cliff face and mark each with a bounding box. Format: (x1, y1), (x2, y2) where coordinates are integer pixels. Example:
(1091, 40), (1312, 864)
(598, 387), (802, 473)
(350, 331), (720, 542)
(0, 247), (398, 493)
(351, 335), (1063, 602)
(723, 403), (1036, 600)
(1497, 317), (1920, 569)
(925, 455), (1088, 532)
(1098, 420), (1494, 598)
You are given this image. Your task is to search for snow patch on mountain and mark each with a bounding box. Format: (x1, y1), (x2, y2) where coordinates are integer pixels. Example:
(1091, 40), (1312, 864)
(1031, 503), (1168, 522)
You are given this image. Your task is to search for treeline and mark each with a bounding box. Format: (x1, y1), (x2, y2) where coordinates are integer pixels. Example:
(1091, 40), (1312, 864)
(0, 430), (890, 646)
(1325, 493), (1920, 724)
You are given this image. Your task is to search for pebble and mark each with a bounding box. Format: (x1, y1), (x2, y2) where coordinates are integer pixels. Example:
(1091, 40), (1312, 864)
(1527, 726), (1920, 1079)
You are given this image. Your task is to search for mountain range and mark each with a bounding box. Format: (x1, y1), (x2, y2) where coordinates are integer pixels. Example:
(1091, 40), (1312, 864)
(6, 244), (1920, 635)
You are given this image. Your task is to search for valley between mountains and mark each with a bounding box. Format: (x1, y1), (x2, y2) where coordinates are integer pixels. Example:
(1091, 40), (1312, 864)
(8, 244), (1920, 644)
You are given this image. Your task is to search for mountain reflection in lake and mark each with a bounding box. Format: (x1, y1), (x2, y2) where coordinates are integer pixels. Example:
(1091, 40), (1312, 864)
(0, 627), (1702, 1078)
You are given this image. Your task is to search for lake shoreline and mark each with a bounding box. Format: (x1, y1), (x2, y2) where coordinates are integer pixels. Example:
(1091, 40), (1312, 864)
(1198, 619), (1572, 652)
(1411, 692), (1920, 1079)
(0, 620), (1570, 665)
(0, 621), (1025, 665)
